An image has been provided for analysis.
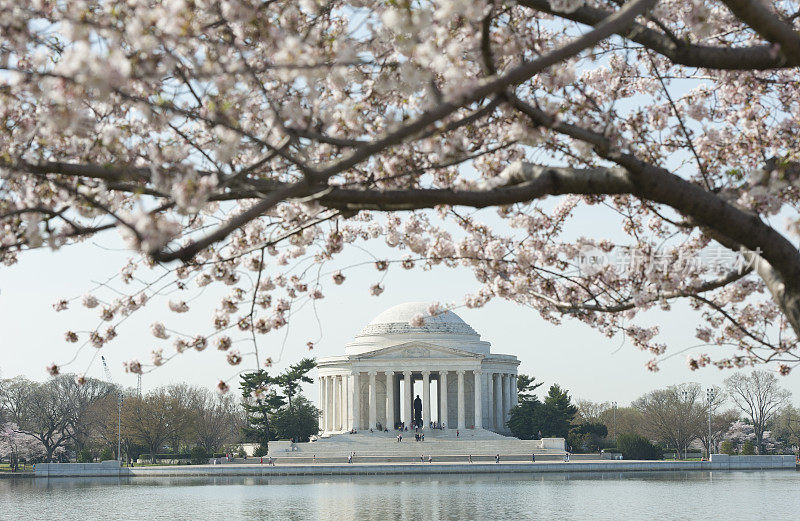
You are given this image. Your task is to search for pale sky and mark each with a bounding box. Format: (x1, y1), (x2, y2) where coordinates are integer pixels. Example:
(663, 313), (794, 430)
(2, 202), (798, 408)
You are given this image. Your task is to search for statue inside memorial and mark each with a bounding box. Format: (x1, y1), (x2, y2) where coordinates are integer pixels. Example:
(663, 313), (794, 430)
(413, 394), (422, 428)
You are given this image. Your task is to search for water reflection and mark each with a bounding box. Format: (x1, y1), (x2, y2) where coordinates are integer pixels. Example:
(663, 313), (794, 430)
(1, 471), (798, 521)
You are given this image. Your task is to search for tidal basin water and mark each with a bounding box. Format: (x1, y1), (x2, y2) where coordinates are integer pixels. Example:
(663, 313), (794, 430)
(2, 470), (799, 521)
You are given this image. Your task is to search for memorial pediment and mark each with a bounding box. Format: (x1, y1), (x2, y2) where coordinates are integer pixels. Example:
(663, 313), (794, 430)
(353, 342), (482, 360)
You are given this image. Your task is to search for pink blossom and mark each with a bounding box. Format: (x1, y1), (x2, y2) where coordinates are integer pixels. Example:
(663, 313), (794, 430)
(123, 359), (143, 374)
(227, 350), (243, 365)
(174, 339), (189, 353)
(151, 322), (169, 339)
(169, 300), (190, 313)
(192, 336), (207, 351)
(216, 336), (232, 351)
(89, 331), (105, 348)
(81, 295), (99, 308)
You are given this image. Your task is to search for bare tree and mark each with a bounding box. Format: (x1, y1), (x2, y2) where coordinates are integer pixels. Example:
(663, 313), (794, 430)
(770, 405), (800, 454)
(122, 388), (188, 463)
(597, 406), (647, 441)
(575, 399), (611, 424)
(188, 389), (240, 454)
(0, 376), (77, 461)
(633, 383), (706, 458)
(725, 371), (791, 453)
(699, 409), (740, 456)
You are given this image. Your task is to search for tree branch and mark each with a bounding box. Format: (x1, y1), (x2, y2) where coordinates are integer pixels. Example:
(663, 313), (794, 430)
(518, 0), (797, 69)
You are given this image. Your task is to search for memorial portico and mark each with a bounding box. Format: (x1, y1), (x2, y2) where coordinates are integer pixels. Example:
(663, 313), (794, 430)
(317, 302), (520, 435)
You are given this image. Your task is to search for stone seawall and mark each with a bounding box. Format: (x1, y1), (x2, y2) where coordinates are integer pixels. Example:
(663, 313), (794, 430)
(33, 455), (797, 478)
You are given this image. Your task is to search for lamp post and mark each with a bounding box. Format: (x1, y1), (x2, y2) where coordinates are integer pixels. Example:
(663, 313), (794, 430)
(681, 389), (689, 459)
(117, 393), (123, 464)
(611, 401), (618, 442)
(706, 387), (717, 459)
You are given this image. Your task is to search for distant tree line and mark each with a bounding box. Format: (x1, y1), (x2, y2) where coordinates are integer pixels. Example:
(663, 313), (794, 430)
(507, 370), (796, 459)
(0, 358), (319, 466)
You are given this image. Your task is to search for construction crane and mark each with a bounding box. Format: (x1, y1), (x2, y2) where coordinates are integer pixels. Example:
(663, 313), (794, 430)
(101, 356), (123, 464)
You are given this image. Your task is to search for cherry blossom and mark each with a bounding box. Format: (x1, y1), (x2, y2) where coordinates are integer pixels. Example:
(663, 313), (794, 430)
(226, 350), (243, 366)
(2, 0), (800, 381)
(151, 322), (169, 340)
(123, 360), (143, 374)
(151, 348), (165, 367)
(168, 300), (190, 313)
(216, 336), (232, 351)
(81, 295), (99, 309)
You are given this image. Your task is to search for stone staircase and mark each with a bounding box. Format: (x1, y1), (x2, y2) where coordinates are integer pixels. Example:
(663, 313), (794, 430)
(265, 430), (565, 463)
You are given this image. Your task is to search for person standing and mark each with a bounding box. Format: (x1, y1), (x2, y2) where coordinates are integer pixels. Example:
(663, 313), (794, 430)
(531, 453), (536, 463)
(495, 454), (500, 463)
(468, 455), (472, 463)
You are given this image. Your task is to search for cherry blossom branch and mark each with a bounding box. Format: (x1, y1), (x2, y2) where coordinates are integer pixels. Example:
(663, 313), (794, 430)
(720, 0), (800, 64)
(310, 0), (657, 184)
(518, 0), (798, 69)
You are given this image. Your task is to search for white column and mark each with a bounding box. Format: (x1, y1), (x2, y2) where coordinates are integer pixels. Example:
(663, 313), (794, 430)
(440, 371), (448, 429)
(457, 370), (466, 430)
(485, 372), (493, 429)
(512, 373), (518, 407)
(403, 371), (412, 427)
(333, 375), (341, 431)
(327, 376), (335, 432)
(502, 373), (511, 426)
(494, 373), (503, 430)
(385, 371), (394, 430)
(473, 370), (482, 429)
(368, 371), (377, 430)
(342, 374), (350, 431)
(422, 371), (431, 429)
(319, 376), (326, 432)
(352, 372), (360, 430)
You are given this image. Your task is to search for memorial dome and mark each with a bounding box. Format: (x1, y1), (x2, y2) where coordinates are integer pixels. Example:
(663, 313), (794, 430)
(356, 302), (479, 338)
(344, 302), (490, 356)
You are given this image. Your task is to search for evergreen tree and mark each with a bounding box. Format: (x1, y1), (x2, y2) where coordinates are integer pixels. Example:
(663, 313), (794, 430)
(617, 433), (662, 460)
(239, 370), (284, 446)
(239, 359), (318, 446)
(516, 374), (544, 402)
(508, 384), (579, 440)
(507, 397), (547, 440)
(271, 396), (320, 442)
(273, 358), (316, 410)
(543, 384), (578, 438)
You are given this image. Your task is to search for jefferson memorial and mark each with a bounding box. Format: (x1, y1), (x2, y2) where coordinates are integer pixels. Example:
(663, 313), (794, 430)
(317, 302), (520, 434)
